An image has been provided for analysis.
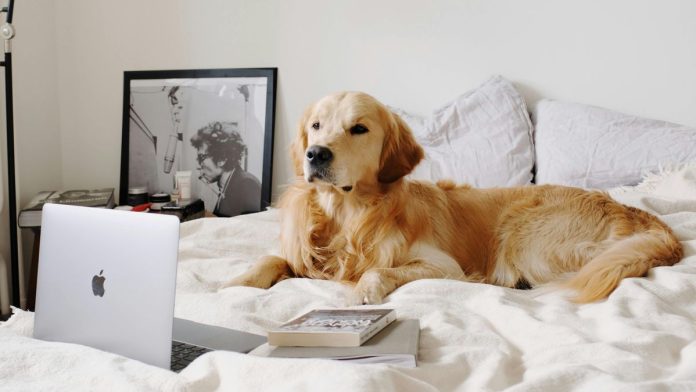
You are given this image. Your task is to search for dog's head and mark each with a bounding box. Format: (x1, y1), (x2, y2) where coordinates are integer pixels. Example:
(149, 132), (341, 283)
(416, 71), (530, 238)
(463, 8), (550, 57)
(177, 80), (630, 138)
(291, 92), (424, 192)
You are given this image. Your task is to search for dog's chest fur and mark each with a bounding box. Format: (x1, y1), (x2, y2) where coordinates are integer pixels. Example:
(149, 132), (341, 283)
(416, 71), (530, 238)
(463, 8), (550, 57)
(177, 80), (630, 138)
(283, 188), (411, 282)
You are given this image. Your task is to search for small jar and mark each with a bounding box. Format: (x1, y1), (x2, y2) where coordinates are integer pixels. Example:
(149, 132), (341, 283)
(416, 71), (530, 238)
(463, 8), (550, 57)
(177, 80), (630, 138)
(149, 193), (171, 211)
(127, 186), (148, 206)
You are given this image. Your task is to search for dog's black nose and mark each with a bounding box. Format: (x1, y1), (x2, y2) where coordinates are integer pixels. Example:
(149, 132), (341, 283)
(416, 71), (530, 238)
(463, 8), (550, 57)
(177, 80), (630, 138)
(306, 145), (333, 167)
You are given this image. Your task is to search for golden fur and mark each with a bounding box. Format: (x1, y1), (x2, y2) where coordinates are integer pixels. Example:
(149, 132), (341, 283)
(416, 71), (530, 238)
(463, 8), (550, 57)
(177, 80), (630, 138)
(226, 92), (683, 304)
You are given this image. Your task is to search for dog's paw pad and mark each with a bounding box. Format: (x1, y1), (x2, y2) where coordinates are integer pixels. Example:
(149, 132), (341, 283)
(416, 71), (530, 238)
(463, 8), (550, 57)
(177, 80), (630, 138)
(344, 292), (367, 306)
(346, 292), (384, 306)
(348, 271), (389, 305)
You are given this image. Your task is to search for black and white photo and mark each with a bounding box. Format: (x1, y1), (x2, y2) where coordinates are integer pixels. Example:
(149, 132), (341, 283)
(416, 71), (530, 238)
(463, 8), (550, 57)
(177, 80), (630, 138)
(120, 68), (276, 217)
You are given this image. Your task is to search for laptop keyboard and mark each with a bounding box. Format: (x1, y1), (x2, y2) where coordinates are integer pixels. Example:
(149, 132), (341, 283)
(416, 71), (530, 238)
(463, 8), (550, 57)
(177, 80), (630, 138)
(170, 340), (211, 372)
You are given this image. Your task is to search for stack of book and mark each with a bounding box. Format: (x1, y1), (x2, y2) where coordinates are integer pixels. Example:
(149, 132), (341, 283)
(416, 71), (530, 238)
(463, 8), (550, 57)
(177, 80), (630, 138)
(256, 308), (419, 367)
(19, 188), (116, 228)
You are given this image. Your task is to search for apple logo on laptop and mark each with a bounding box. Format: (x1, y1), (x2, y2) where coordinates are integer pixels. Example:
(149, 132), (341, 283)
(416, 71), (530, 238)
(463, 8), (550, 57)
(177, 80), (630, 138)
(92, 270), (106, 297)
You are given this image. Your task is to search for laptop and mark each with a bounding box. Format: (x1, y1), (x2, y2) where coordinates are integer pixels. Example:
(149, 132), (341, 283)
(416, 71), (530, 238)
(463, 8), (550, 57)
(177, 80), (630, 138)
(33, 203), (266, 371)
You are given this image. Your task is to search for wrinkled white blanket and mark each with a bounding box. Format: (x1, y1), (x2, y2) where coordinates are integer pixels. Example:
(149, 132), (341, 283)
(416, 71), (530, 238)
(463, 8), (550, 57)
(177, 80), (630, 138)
(2, 167), (696, 391)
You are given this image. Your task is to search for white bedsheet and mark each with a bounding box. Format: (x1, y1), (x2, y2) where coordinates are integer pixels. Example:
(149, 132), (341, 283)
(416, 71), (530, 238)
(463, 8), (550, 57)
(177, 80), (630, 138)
(2, 167), (696, 391)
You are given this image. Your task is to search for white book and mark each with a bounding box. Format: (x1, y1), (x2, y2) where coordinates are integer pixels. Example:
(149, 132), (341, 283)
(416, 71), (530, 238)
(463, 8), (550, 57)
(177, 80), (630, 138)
(267, 308), (397, 347)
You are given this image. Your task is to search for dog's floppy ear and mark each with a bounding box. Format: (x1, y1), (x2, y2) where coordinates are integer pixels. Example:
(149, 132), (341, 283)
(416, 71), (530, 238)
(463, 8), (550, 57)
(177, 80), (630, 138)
(290, 104), (313, 177)
(378, 110), (424, 183)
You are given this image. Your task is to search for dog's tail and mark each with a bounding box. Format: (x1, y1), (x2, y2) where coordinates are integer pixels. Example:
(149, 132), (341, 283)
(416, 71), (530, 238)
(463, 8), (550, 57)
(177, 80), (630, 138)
(563, 229), (683, 303)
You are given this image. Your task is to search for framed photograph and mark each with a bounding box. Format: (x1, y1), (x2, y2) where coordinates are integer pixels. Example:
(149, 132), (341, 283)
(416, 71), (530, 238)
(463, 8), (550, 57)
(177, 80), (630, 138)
(120, 68), (276, 217)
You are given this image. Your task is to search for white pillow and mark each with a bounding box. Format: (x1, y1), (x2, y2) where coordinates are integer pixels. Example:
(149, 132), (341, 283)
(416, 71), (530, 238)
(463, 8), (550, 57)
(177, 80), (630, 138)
(533, 99), (696, 189)
(392, 75), (535, 187)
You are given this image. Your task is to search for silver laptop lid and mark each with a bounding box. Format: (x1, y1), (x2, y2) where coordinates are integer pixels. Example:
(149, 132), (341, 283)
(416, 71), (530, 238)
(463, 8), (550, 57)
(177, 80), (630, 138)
(34, 203), (180, 368)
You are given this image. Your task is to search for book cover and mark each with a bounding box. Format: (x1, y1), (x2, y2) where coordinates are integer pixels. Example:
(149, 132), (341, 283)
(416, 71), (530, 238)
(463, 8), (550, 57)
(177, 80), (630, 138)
(47, 188), (115, 208)
(20, 191), (56, 212)
(19, 188), (115, 228)
(268, 308), (396, 347)
(260, 319), (420, 367)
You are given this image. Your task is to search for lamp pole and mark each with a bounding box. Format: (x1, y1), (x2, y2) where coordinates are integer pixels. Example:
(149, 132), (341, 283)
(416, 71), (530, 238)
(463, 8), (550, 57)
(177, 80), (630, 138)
(0, 0), (19, 308)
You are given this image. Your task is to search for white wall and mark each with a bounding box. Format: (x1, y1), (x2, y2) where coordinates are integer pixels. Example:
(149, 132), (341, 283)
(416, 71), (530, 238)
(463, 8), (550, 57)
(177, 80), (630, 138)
(49, 0), (696, 199)
(2, 0), (696, 307)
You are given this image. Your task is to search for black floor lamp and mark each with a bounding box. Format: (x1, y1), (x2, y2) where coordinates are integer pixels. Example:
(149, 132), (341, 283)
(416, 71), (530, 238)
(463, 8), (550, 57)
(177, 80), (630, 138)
(0, 0), (19, 310)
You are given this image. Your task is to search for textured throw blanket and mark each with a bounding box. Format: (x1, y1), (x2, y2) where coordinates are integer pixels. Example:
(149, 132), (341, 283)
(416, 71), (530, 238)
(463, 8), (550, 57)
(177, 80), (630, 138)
(2, 166), (696, 391)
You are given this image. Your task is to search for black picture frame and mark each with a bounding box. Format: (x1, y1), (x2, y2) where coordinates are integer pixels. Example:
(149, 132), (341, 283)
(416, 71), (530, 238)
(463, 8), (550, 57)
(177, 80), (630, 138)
(120, 68), (276, 217)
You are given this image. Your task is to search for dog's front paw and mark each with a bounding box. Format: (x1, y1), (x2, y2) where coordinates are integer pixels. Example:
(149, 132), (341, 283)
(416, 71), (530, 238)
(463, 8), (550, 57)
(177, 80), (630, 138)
(346, 270), (394, 305)
(221, 272), (268, 289)
(221, 256), (291, 290)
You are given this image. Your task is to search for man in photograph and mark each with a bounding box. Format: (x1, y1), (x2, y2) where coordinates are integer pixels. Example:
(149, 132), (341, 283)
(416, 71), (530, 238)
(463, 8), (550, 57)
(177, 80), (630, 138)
(190, 121), (262, 217)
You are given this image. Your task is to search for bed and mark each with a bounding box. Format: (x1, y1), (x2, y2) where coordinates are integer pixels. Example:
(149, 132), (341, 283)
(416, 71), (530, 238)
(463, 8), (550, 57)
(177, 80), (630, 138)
(3, 78), (696, 391)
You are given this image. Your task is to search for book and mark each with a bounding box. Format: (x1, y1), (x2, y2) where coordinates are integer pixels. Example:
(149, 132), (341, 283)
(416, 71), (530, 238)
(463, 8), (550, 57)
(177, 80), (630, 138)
(267, 308), (396, 347)
(256, 319), (420, 367)
(160, 198), (205, 222)
(19, 188), (116, 228)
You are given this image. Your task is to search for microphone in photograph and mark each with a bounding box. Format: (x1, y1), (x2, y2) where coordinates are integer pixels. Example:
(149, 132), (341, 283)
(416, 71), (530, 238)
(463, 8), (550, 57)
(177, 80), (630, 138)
(163, 134), (179, 174)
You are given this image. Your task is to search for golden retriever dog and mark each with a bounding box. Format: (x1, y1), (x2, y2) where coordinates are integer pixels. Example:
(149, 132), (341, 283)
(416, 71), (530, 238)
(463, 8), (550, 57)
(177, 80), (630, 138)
(226, 91), (683, 304)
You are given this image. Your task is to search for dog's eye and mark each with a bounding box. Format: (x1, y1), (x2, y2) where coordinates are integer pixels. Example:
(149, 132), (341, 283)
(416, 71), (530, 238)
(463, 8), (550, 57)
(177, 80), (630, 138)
(350, 124), (369, 135)
(311, 122), (320, 130)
